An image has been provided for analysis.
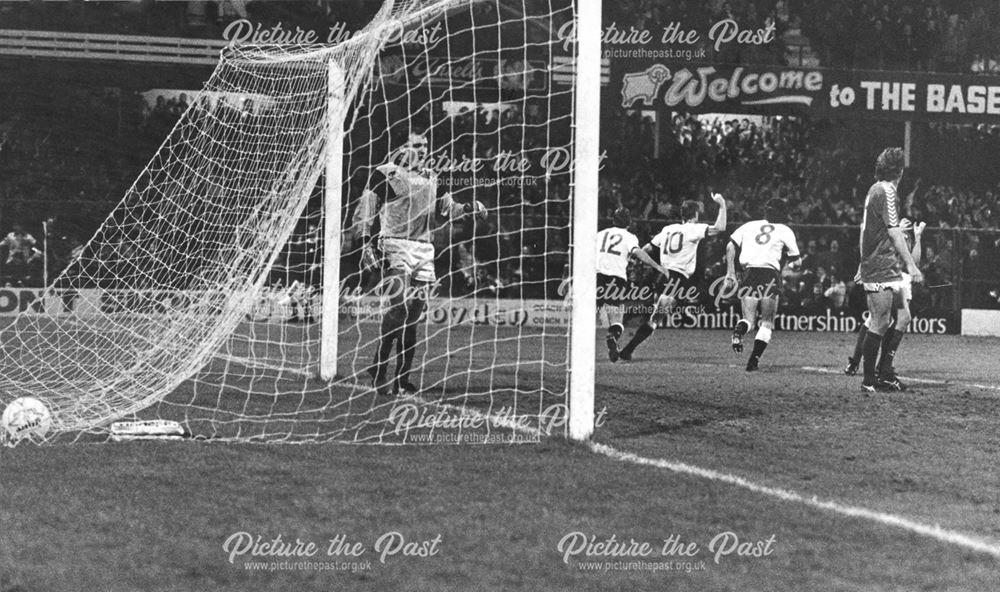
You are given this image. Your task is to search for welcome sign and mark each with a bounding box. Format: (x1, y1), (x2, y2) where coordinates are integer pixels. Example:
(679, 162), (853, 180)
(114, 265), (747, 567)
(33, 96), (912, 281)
(616, 62), (1000, 123)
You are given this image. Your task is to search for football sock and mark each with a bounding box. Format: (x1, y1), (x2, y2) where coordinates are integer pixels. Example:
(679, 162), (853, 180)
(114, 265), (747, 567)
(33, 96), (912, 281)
(878, 328), (905, 379)
(395, 297), (427, 385)
(395, 323), (417, 385)
(373, 304), (406, 381)
(609, 323), (623, 340)
(749, 339), (767, 362)
(851, 325), (868, 362)
(734, 319), (750, 338)
(373, 335), (396, 382)
(621, 322), (654, 356)
(862, 331), (883, 383)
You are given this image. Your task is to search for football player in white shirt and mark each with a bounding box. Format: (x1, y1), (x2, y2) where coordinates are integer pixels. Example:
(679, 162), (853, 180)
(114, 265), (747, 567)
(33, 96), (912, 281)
(596, 207), (670, 362)
(618, 193), (727, 361)
(725, 198), (801, 371)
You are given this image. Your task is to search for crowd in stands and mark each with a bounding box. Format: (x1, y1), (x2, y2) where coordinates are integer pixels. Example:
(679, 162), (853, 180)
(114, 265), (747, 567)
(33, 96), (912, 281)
(606, 0), (788, 65)
(797, 0), (1000, 72)
(3, 75), (1000, 309)
(0, 0), (363, 40)
(599, 109), (1000, 313)
(2, 0), (1000, 308)
(0, 226), (42, 288)
(3, 0), (998, 76)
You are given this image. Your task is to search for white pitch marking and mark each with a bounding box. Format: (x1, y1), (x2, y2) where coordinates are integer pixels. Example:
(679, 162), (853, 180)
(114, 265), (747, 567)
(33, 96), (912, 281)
(801, 366), (1000, 393)
(418, 392), (1000, 560)
(173, 358), (1000, 559)
(589, 442), (1000, 559)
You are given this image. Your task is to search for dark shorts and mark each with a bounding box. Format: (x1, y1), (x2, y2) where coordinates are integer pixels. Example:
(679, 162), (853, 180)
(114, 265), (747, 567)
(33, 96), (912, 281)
(596, 273), (626, 307)
(654, 270), (697, 301)
(742, 267), (782, 299)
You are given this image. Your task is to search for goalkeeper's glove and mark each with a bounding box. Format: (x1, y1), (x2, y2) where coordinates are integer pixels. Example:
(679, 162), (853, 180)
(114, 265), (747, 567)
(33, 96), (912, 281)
(361, 237), (380, 271)
(463, 200), (487, 220)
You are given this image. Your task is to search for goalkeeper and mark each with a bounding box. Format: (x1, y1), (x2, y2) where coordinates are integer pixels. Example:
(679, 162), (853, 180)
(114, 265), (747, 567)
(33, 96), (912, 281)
(358, 133), (485, 396)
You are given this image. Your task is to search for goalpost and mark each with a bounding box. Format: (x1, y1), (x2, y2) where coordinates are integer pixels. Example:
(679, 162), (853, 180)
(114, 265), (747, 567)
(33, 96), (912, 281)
(568, 0), (600, 441)
(320, 59), (346, 382)
(0, 0), (600, 445)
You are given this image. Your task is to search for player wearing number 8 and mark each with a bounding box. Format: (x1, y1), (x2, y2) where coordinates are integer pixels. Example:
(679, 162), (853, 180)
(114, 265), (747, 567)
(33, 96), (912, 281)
(618, 193), (727, 361)
(596, 207), (670, 362)
(725, 199), (801, 371)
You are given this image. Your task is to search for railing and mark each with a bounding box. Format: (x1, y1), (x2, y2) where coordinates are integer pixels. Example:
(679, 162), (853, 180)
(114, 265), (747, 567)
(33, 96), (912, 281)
(0, 29), (226, 66)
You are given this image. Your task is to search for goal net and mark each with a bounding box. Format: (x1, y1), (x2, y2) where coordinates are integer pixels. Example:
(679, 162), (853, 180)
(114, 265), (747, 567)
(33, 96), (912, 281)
(0, 0), (589, 445)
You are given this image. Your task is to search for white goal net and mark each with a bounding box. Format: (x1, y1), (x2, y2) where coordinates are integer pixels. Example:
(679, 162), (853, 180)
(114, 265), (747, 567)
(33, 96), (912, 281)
(0, 0), (588, 445)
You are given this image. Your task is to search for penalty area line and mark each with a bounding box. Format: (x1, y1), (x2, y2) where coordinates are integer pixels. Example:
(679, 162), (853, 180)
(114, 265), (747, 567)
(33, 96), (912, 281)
(589, 442), (1000, 560)
(801, 366), (1000, 394)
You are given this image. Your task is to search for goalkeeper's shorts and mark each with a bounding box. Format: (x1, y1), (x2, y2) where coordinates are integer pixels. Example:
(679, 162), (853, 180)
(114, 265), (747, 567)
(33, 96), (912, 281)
(381, 238), (436, 284)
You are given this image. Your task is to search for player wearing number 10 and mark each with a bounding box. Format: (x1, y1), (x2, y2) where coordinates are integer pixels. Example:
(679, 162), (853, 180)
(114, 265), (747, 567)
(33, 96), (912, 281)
(726, 199), (801, 371)
(618, 193), (727, 361)
(596, 207), (670, 362)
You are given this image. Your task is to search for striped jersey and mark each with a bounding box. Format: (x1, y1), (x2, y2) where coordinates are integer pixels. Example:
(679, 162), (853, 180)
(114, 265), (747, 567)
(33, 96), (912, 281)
(859, 180), (902, 283)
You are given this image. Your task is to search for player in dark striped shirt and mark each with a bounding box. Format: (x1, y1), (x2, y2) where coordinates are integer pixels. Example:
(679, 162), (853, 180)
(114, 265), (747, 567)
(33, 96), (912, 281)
(856, 148), (924, 393)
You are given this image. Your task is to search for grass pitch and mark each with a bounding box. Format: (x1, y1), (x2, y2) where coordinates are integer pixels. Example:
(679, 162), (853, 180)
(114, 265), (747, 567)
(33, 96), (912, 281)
(2, 327), (999, 591)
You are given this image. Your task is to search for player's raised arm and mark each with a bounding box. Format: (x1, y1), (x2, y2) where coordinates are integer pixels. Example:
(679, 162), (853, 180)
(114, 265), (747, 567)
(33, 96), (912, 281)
(707, 192), (728, 236)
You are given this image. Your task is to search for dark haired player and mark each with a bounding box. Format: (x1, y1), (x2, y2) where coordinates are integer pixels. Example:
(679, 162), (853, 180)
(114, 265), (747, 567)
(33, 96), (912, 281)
(596, 207), (670, 362)
(855, 147), (923, 392)
(618, 193), (727, 361)
(845, 218), (925, 380)
(725, 198), (800, 371)
(358, 133), (486, 396)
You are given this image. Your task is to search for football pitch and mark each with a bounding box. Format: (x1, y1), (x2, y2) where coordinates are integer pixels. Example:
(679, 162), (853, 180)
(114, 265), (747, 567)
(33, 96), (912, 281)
(1, 326), (999, 591)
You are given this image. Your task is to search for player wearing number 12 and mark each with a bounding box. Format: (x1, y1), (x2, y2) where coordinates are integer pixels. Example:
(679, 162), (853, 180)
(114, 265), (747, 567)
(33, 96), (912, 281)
(726, 199), (801, 371)
(596, 207), (670, 362)
(618, 193), (727, 361)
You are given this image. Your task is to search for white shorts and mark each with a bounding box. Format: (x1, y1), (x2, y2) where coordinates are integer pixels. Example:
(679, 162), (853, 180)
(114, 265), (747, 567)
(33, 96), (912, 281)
(898, 272), (913, 302)
(381, 238), (436, 284)
(862, 275), (909, 299)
